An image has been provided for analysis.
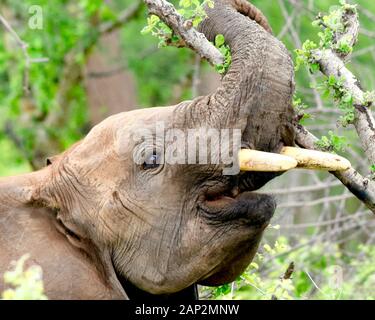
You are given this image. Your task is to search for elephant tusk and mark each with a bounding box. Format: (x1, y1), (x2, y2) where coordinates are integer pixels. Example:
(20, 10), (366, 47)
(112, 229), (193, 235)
(239, 149), (298, 172)
(280, 146), (351, 171)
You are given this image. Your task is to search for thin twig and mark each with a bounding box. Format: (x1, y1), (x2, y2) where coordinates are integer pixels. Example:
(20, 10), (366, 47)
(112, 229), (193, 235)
(143, 0), (224, 65)
(270, 181), (342, 195)
(281, 211), (369, 229)
(304, 269), (327, 297)
(0, 14), (30, 94)
(278, 0), (324, 110)
(278, 193), (355, 209)
(295, 124), (375, 214)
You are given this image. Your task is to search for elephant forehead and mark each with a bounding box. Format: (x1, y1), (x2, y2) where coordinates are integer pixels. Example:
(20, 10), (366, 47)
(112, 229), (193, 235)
(114, 107), (178, 156)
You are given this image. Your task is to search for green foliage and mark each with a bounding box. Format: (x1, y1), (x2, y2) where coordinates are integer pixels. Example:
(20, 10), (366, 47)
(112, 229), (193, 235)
(0, 0), (116, 161)
(2, 255), (47, 300)
(363, 91), (375, 107)
(336, 34), (354, 55)
(141, 0), (214, 48)
(295, 0), (357, 68)
(318, 75), (355, 127)
(178, 0), (214, 26)
(315, 130), (347, 152)
(293, 0), (368, 155)
(312, 0), (357, 54)
(141, 14), (174, 48)
(214, 34), (232, 74)
(204, 236), (375, 300)
(294, 40), (319, 73)
(293, 94), (312, 124)
(123, 18), (194, 106)
(295, 40), (318, 72)
(140, 1), (232, 74)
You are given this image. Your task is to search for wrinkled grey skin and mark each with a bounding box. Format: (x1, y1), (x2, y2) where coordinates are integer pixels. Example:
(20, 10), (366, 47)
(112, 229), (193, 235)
(0, 0), (295, 299)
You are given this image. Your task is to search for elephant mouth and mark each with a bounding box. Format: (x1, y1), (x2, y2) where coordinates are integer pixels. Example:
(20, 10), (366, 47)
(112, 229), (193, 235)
(198, 173), (278, 227)
(196, 146), (353, 226)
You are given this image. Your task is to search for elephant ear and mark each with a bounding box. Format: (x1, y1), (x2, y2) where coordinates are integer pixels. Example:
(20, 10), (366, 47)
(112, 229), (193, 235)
(46, 154), (61, 166)
(45, 140), (83, 166)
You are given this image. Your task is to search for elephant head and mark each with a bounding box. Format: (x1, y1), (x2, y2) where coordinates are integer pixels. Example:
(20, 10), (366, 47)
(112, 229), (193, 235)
(15, 0), (349, 299)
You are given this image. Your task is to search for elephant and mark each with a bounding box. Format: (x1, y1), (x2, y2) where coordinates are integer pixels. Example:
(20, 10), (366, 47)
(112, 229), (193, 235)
(0, 0), (350, 300)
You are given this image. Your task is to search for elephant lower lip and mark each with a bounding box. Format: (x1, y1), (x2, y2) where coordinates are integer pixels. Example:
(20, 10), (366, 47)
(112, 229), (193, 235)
(199, 174), (277, 224)
(200, 192), (274, 224)
(116, 273), (199, 300)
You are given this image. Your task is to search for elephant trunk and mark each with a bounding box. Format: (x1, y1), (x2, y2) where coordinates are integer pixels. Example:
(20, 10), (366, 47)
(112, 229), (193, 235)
(177, 1), (353, 174)
(188, 0), (295, 152)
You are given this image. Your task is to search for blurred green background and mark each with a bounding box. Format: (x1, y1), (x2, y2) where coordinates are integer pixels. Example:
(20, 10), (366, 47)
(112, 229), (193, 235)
(0, 0), (374, 299)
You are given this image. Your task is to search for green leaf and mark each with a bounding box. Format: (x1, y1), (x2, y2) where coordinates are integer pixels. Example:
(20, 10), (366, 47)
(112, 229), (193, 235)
(264, 244), (272, 253)
(206, 0), (214, 8)
(149, 15), (160, 25)
(215, 64), (225, 74)
(342, 92), (353, 104)
(250, 262), (259, 270)
(179, 0), (192, 8)
(215, 34), (225, 47)
(140, 26), (152, 35)
(328, 75), (336, 86)
(310, 63), (320, 73)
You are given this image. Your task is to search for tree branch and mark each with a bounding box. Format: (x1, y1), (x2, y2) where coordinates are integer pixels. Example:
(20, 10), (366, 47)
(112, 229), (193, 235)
(295, 124), (375, 214)
(0, 13), (48, 95)
(311, 7), (375, 165)
(313, 49), (375, 165)
(143, 0), (224, 65)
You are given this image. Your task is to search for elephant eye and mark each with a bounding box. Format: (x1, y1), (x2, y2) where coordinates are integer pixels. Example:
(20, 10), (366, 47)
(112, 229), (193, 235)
(142, 153), (161, 170)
